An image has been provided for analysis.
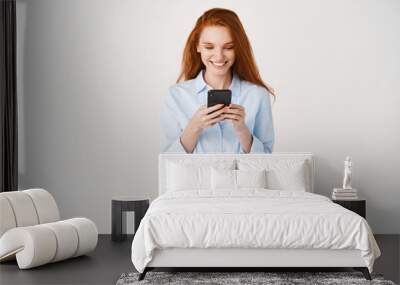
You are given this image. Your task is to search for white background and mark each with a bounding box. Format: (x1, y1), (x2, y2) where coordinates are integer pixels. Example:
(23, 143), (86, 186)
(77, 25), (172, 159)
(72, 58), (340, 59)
(16, 0), (400, 233)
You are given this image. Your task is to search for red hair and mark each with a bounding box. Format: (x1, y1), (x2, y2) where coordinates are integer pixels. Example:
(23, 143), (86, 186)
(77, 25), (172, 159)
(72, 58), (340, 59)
(177, 8), (275, 97)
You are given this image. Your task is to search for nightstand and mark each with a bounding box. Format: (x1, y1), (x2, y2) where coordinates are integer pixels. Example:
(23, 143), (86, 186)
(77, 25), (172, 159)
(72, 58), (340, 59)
(332, 199), (366, 218)
(111, 196), (149, 242)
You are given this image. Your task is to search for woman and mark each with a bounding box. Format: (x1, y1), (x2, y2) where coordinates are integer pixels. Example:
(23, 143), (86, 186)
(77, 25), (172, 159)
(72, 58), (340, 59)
(161, 8), (275, 153)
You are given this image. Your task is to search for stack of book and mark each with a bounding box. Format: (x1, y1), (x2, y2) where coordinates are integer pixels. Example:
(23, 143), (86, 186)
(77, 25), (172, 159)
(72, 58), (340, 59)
(332, 188), (358, 200)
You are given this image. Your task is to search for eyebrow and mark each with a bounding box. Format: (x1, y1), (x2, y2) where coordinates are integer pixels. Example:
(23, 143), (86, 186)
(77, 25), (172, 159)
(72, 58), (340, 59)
(201, 42), (234, 45)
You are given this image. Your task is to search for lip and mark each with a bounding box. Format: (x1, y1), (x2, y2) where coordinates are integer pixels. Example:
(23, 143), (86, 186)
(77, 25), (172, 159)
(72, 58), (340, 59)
(210, 61), (228, 67)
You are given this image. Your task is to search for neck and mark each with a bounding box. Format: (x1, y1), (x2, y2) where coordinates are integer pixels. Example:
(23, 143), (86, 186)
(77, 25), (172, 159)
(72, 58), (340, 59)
(203, 70), (232, 89)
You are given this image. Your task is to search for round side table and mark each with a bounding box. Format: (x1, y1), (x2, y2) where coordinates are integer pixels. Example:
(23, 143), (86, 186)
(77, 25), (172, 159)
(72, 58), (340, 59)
(111, 196), (149, 242)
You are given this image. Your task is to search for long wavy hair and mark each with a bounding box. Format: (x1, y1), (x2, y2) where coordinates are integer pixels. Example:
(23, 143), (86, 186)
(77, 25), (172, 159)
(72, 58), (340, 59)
(177, 8), (275, 97)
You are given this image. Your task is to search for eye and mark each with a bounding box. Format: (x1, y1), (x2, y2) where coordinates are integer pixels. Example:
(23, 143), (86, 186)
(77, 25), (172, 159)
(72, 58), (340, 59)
(205, 46), (213, 50)
(225, 46), (234, 50)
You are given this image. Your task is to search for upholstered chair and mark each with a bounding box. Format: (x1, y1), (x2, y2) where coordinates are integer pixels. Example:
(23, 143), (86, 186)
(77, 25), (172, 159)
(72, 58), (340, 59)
(0, 188), (98, 269)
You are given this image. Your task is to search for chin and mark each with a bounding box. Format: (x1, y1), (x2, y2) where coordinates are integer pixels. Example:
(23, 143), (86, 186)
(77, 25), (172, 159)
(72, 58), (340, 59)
(208, 66), (232, 77)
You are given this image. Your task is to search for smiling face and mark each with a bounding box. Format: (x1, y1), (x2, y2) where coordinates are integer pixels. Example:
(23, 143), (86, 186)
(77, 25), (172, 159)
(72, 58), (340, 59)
(197, 25), (235, 77)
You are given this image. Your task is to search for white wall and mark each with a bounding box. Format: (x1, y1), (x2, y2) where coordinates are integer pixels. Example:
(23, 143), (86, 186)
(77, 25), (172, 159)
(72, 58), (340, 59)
(17, 0), (400, 233)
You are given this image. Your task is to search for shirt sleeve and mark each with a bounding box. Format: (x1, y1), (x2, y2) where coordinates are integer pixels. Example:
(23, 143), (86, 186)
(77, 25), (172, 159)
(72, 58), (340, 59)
(159, 89), (188, 153)
(247, 89), (275, 153)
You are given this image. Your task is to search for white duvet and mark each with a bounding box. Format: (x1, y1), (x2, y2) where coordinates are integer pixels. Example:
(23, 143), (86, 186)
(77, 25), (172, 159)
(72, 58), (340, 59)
(131, 189), (380, 273)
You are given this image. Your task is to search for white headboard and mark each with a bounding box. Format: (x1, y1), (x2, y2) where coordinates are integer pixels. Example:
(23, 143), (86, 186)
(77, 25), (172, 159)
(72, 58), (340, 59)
(158, 153), (315, 195)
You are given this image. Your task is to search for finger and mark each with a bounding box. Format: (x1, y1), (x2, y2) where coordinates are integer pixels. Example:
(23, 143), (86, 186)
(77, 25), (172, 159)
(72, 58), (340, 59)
(205, 116), (224, 127)
(199, 104), (223, 115)
(222, 114), (240, 121)
(205, 104), (225, 113)
(223, 108), (243, 115)
(205, 106), (229, 120)
(228, 103), (244, 110)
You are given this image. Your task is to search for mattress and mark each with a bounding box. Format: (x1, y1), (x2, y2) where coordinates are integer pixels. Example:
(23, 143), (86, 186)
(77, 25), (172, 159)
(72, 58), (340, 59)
(131, 189), (380, 273)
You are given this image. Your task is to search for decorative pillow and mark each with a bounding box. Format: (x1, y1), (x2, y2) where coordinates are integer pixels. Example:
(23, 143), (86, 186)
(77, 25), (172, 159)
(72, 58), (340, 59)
(266, 163), (307, 191)
(211, 169), (267, 190)
(167, 162), (208, 191)
(167, 159), (235, 191)
(211, 168), (236, 190)
(236, 169), (267, 189)
(237, 159), (309, 191)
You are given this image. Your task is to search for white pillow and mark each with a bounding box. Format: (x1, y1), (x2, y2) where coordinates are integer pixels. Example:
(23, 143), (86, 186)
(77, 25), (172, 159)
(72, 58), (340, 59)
(211, 168), (236, 190)
(237, 159), (309, 191)
(211, 168), (267, 190)
(167, 162), (208, 191)
(167, 159), (235, 191)
(237, 169), (267, 189)
(266, 164), (307, 191)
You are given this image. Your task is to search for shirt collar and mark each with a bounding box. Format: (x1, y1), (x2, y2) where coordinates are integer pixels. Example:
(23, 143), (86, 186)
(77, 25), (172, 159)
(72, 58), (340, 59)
(194, 70), (240, 94)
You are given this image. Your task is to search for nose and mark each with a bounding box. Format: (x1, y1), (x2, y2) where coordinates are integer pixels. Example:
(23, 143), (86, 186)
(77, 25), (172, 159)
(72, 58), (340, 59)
(212, 48), (225, 62)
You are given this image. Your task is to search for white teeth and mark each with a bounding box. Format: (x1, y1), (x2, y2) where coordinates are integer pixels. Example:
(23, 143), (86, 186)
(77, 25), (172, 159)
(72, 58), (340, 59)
(211, 61), (226, 67)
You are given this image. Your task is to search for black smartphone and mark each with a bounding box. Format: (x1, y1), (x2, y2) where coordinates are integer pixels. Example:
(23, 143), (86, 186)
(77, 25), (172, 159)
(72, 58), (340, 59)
(207, 89), (232, 109)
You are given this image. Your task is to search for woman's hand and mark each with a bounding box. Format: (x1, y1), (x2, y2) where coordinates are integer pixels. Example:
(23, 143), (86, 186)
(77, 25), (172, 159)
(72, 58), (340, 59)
(180, 104), (227, 153)
(223, 103), (253, 153)
(222, 104), (247, 133)
(188, 104), (228, 132)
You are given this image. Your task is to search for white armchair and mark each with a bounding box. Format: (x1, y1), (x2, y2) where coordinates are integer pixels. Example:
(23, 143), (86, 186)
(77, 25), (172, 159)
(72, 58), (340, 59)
(0, 188), (98, 269)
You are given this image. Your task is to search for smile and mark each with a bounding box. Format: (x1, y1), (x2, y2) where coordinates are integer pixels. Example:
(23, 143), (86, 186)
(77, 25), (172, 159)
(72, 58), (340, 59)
(210, 61), (228, 67)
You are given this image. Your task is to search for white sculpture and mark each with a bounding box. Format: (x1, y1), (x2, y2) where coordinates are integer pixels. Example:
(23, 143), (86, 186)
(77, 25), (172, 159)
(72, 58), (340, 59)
(342, 156), (353, 190)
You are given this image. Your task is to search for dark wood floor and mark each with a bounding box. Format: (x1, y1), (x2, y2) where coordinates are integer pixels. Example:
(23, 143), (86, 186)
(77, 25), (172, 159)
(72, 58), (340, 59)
(0, 235), (133, 285)
(0, 234), (398, 285)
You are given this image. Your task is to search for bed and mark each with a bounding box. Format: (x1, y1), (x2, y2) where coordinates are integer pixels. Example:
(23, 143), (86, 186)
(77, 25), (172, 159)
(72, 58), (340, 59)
(131, 153), (380, 281)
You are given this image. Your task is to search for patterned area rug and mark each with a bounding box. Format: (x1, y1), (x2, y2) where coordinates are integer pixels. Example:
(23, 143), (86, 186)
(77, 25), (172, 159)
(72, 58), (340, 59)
(116, 271), (396, 285)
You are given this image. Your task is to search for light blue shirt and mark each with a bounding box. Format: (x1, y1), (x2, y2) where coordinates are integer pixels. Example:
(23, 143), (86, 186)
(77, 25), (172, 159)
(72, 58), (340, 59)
(160, 70), (274, 153)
